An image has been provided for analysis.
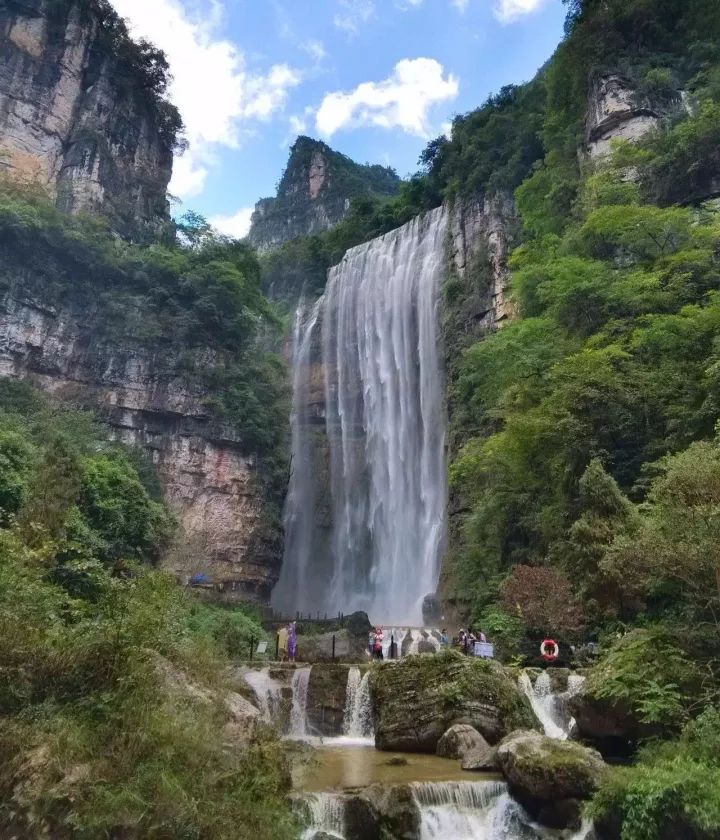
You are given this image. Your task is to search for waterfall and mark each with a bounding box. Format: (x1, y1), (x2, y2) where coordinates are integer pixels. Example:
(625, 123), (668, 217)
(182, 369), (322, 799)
(273, 207), (449, 623)
(272, 300), (322, 613)
(518, 671), (586, 740)
(413, 781), (595, 840)
(290, 667), (312, 737)
(413, 781), (521, 840)
(343, 668), (373, 739)
(299, 792), (345, 840)
(240, 667), (284, 723)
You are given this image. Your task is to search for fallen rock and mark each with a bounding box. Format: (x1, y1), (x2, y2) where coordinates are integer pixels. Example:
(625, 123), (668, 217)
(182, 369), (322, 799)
(436, 724), (489, 759)
(371, 650), (537, 753)
(497, 730), (606, 827)
(460, 743), (498, 771)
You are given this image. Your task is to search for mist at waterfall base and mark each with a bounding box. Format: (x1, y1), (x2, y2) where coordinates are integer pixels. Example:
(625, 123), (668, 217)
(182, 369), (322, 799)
(272, 208), (449, 625)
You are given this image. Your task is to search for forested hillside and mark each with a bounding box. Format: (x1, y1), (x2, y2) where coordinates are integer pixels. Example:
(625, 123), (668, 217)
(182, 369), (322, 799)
(441, 0), (720, 835)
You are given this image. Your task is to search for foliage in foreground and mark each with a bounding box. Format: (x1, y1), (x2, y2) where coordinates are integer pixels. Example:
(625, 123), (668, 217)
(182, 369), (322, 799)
(590, 708), (720, 840)
(0, 384), (294, 838)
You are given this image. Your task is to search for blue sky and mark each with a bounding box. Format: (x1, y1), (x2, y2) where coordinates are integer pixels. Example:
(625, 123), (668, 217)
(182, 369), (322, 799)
(110, 0), (568, 236)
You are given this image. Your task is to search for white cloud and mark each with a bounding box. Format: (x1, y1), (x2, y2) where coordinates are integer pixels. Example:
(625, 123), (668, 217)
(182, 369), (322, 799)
(396, 0), (424, 8)
(301, 39), (326, 63)
(109, 0), (301, 199)
(451, 0), (469, 11)
(441, 120), (453, 140)
(493, 0), (548, 22)
(334, 0), (375, 34)
(315, 58), (459, 139)
(209, 207), (254, 239)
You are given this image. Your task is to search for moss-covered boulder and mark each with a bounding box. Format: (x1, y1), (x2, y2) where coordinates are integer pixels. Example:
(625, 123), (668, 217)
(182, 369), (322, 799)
(497, 730), (606, 827)
(370, 650), (537, 753)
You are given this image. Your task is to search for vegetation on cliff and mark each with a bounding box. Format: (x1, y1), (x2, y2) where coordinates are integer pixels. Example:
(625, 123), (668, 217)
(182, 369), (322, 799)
(0, 382), (293, 838)
(436, 0), (720, 835)
(0, 181), (289, 502)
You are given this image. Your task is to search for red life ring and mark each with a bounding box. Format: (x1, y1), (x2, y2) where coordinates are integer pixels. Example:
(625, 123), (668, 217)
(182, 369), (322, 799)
(540, 639), (559, 661)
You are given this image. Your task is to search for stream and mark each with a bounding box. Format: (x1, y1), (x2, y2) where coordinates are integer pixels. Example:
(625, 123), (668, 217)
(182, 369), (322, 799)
(243, 662), (596, 839)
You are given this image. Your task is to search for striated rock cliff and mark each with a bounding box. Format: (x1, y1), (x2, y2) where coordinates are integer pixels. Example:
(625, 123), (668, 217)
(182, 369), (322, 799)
(584, 72), (686, 160)
(248, 136), (400, 252)
(0, 0), (177, 239)
(0, 283), (281, 603)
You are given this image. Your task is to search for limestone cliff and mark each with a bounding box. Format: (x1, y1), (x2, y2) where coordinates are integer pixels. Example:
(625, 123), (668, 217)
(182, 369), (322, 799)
(0, 281), (281, 602)
(584, 72), (686, 160)
(0, 0), (177, 239)
(248, 136), (400, 252)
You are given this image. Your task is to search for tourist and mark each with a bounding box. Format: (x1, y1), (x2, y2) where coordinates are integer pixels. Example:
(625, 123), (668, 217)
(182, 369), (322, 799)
(478, 627), (487, 643)
(368, 630), (375, 657)
(288, 621), (297, 662)
(278, 624), (289, 661)
(440, 628), (449, 647)
(373, 627), (384, 660)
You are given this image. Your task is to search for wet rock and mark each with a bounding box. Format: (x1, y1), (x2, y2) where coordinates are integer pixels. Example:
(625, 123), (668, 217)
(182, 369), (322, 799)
(436, 724), (488, 759)
(371, 650), (537, 753)
(497, 730), (606, 827)
(306, 664), (352, 736)
(537, 798), (583, 831)
(344, 794), (381, 840)
(360, 784), (420, 840)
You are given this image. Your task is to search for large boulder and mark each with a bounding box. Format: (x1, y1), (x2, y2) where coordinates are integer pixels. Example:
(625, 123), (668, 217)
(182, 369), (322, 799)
(497, 730), (606, 828)
(370, 650), (537, 753)
(436, 724), (488, 759)
(568, 690), (641, 757)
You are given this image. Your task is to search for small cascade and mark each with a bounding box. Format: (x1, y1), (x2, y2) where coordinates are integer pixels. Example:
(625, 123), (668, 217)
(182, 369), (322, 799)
(413, 781), (514, 840)
(240, 667), (284, 723)
(290, 666), (312, 737)
(299, 792), (345, 840)
(519, 671), (586, 740)
(343, 669), (373, 739)
(413, 781), (595, 840)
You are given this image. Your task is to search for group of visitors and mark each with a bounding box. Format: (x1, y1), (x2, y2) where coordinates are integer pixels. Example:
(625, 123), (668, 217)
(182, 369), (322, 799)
(457, 627), (487, 648)
(277, 621), (297, 662)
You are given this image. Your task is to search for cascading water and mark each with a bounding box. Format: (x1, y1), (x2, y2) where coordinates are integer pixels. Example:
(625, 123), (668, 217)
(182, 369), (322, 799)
(299, 792), (345, 840)
(273, 208), (449, 623)
(413, 781), (595, 840)
(240, 667), (284, 723)
(518, 671), (586, 740)
(290, 667), (312, 737)
(272, 300), (322, 613)
(343, 668), (373, 739)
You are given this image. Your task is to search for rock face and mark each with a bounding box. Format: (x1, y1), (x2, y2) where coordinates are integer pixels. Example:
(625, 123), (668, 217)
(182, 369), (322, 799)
(497, 730), (606, 829)
(370, 651), (537, 753)
(0, 0), (176, 239)
(305, 664), (353, 736)
(248, 136), (400, 252)
(0, 285), (282, 603)
(568, 689), (643, 757)
(585, 72), (685, 159)
(439, 192), (521, 621)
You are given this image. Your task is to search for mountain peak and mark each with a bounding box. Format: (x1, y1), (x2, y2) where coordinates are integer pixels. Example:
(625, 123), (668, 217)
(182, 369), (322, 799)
(248, 136), (401, 251)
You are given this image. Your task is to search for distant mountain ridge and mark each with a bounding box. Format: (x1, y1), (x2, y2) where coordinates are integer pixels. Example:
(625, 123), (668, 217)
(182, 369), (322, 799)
(248, 136), (401, 251)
